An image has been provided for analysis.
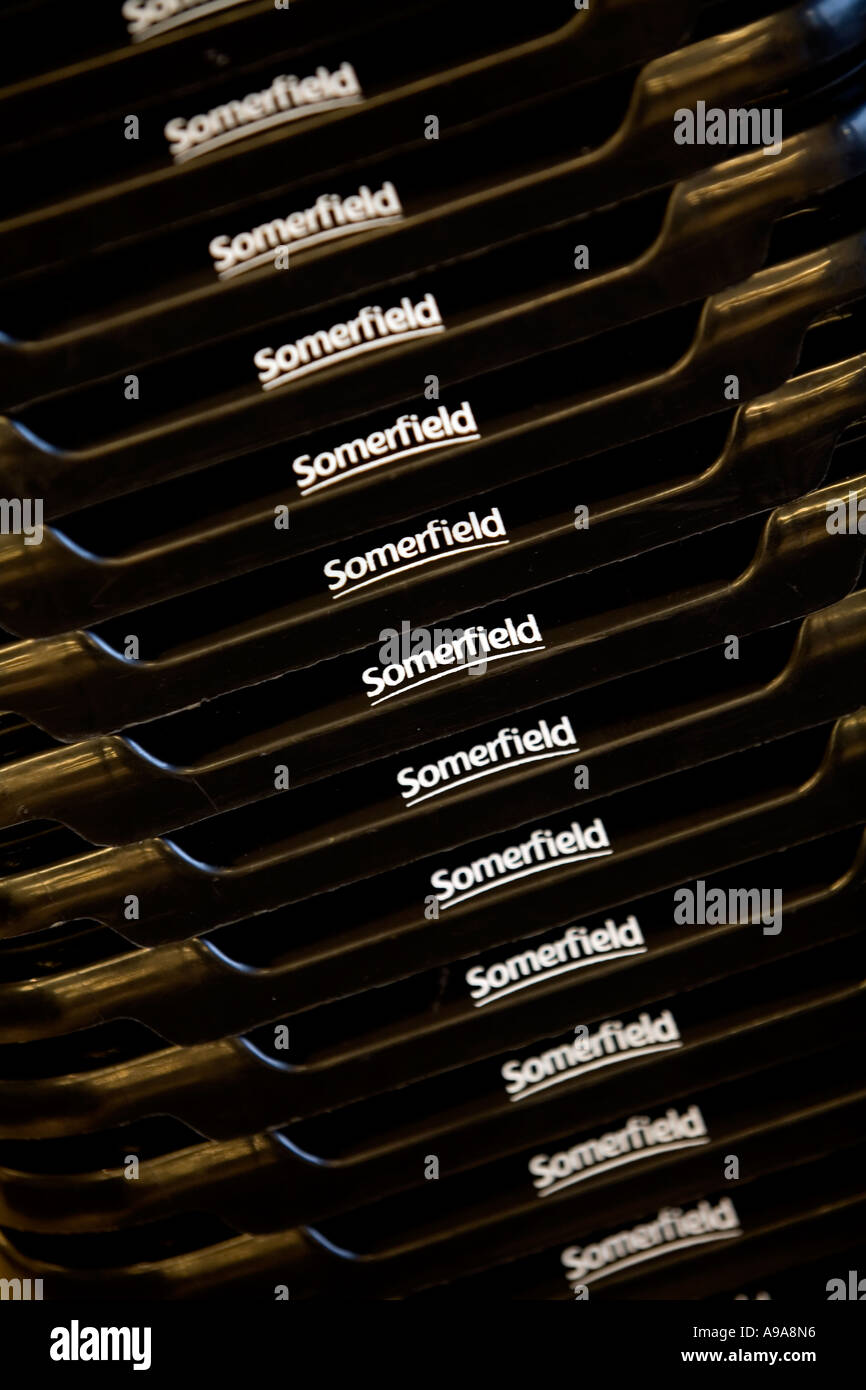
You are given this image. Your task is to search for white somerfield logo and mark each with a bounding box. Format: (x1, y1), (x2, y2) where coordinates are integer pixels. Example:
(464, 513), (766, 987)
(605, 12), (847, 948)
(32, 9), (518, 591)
(465, 915), (647, 1005)
(396, 714), (576, 806)
(362, 612), (544, 705)
(529, 1104), (708, 1196)
(431, 816), (612, 909)
(255, 293), (444, 391)
(560, 1198), (741, 1288)
(293, 401), (479, 495)
(165, 64), (362, 161)
(326, 507), (507, 600)
(50, 1321), (152, 1371)
(124, 0), (255, 42)
(501, 1008), (681, 1099)
(209, 182), (403, 278)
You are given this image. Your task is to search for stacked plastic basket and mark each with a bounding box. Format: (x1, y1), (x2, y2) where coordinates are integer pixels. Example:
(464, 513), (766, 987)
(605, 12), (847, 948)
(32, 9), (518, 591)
(0, 0), (864, 1300)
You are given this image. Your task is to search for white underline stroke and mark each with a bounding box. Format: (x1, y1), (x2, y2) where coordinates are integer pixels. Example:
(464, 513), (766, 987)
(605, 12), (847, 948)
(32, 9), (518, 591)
(217, 215), (404, 277)
(472, 947), (648, 1006)
(440, 848), (614, 911)
(132, 0), (253, 41)
(173, 96), (363, 161)
(568, 1230), (742, 1287)
(404, 748), (575, 807)
(511, 1041), (683, 1101)
(368, 645), (546, 706)
(332, 540), (509, 599)
(298, 435), (480, 496)
(262, 324), (444, 390)
(539, 1138), (709, 1196)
